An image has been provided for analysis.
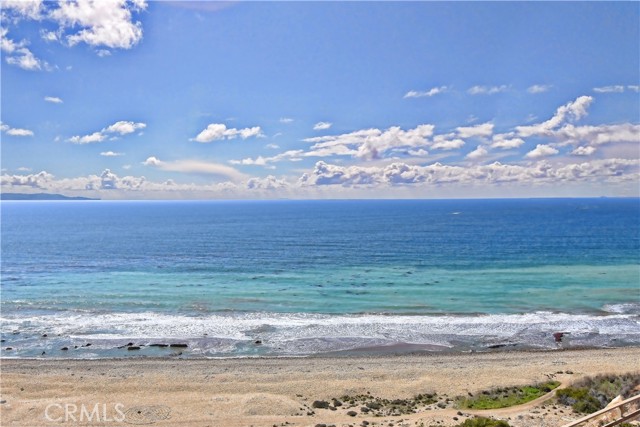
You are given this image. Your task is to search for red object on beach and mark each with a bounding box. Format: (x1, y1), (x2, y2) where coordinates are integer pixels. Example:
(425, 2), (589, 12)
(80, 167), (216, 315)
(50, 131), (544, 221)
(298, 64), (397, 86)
(553, 332), (564, 342)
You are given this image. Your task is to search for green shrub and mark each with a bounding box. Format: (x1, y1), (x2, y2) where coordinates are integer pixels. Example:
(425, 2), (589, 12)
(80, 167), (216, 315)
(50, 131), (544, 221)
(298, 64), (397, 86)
(456, 417), (510, 427)
(555, 373), (640, 414)
(457, 381), (560, 410)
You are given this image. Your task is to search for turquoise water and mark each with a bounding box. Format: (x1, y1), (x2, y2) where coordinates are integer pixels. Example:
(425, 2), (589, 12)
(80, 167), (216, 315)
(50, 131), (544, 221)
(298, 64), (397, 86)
(1, 199), (639, 357)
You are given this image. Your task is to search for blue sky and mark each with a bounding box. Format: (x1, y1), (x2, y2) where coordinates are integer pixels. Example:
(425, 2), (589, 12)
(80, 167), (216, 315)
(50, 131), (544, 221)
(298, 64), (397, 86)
(1, 1), (639, 199)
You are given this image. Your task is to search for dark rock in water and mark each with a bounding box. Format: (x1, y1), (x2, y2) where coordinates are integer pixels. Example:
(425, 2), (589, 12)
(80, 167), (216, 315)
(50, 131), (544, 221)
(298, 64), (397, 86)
(41, 351), (46, 355)
(1, 339), (5, 343)
(84, 343), (92, 347)
(5, 347), (13, 351)
(312, 400), (330, 409)
(254, 340), (262, 345)
(488, 344), (507, 349)
(61, 347), (69, 351)
(42, 334), (48, 338)
(149, 344), (169, 347)
(169, 343), (188, 348)
(74, 345), (78, 349)
(117, 342), (134, 349)
(127, 346), (141, 351)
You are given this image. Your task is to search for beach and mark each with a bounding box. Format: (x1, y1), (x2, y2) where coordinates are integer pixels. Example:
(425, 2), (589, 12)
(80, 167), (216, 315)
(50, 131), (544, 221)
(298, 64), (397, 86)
(1, 347), (639, 426)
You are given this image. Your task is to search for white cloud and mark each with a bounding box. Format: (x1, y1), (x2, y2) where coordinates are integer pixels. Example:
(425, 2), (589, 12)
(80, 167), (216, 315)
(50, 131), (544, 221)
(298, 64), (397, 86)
(246, 175), (288, 190)
(44, 96), (63, 103)
(628, 85), (640, 92)
(50, 0), (147, 49)
(1, 122), (34, 137)
(465, 145), (489, 160)
(313, 121), (332, 131)
(279, 117), (294, 124)
(491, 134), (524, 150)
(299, 158), (639, 189)
(431, 135), (465, 150)
(100, 151), (124, 157)
(5, 46), (46, 70)
(553, 123), (640, 146)
(143, 156), (247, 181)
(96, 49), (111, 57)
(404, 86), (448, 98)
(304, 124), (435, 160)
(525, 144), (559, 159)
(516, 95), (593, 138)
(527, 84), (552, 94)
(467, 85), (508, 95)
(69, 131), (105, 144)
(2, 0), (43, 20)
(104, 120), (146, 135)
(571, 146), (596, 156)
(68, 120), (146, 143)
(266, 143), (280, 149)
(456, 122), (494, 139)
(193, 123), (263, 142)
(593, 85), (625, 93)
(41, 29), (59, 42)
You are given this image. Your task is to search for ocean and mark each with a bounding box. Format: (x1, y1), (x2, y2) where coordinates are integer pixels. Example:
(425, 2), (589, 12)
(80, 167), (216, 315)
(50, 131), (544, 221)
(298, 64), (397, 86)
(1, 198), (639, 358)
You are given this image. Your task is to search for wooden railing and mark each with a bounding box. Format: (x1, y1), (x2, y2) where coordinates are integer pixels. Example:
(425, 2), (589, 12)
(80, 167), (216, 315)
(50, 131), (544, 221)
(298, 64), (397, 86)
(561, 394), (640, 427)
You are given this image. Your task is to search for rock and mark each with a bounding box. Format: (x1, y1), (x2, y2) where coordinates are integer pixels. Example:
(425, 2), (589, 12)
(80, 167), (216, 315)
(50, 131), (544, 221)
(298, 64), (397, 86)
(360, 406), (370, 413)
(347, 410), (357, 417)
(5, 347), (13, 351)
(41, 351), (46, 355)
(0, 400), (6, 404)
(149, 344), (169, 347)
(254, 340), (262, 345)
(127, 346), (141, 351)
(169, 343), (188, 348)
(117, 342), (134, 349)
(0, 339), (4, 343)
(332, 399), (343, 407)
(42, 334), (48, 338)
(315, 424), (327, 427)
(312, 400), (330, 409)
(84, 343), (92, 347)
(61, 347), (69, 351)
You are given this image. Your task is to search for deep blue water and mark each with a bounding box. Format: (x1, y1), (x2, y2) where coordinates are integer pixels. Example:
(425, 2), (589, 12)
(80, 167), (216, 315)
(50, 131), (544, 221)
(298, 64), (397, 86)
(1, 198), (639, 357)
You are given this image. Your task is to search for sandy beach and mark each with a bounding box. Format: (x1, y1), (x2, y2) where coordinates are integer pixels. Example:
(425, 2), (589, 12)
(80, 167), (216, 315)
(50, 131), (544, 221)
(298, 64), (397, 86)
(1, 347), (639, 427)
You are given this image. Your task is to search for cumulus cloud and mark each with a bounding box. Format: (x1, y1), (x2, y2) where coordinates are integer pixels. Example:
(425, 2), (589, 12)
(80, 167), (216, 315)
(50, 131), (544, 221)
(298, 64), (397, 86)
(467, 85), (508, 95)
(279, 117), (294, 124)
(491, 134), (525, 150)
(68, 120), (146, 144)
(193, 123), (263, 142)
(50, 0), (147, 49)
(44, 96), (63, 103)
(525, 144), (559, 159)
(465, 145), (489, 160)
(246, 175), (288, 190)
(516, 95), (593, 138)
(1, 122), (34, 137)
(527, 84), (552, 94)
(2, 0), (44, 19)
(304, 124), (435, 160)
(299, 158), (639, 188)
(143, 156), (247, 181)
(571, 146), (596, 156)
(553, 123), (640, 147)
(456, 122), (494, 139)
(4, 45), (47, 71)
(431, 135), (465, 150)
(104, 120), (146, 135)
(593, 85), (625, 93)
(313, 121), (332, 131)
(100, 151), (124, 157)
(628, 85), (640, 92)
(404, 86), (448, 98)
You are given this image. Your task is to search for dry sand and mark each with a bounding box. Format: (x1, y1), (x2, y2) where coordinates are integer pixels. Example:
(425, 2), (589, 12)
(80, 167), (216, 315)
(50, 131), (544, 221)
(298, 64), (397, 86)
(1, 347), (639, 427)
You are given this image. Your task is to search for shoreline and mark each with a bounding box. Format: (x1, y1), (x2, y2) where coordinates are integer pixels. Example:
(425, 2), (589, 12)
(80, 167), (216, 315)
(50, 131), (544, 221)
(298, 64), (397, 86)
(2, 346), (639, 426)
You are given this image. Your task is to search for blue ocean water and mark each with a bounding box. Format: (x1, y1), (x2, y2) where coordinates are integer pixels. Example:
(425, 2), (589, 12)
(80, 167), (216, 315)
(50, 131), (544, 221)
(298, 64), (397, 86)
(1, 198), (639, 357)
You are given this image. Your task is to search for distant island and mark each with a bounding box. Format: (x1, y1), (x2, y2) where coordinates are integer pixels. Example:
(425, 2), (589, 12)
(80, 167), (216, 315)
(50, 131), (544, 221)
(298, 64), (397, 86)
(0, 193), (99, 201)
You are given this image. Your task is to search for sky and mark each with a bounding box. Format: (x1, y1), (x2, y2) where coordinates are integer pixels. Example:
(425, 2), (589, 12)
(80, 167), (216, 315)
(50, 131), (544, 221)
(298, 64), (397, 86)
(1, 0), (639, 199)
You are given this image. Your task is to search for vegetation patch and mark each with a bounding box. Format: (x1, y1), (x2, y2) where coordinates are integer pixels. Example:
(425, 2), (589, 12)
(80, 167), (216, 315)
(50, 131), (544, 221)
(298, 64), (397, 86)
(457, 381), (560, 410)
(556, 373), (640, 414)
(316, 392), (441, 416)
(454, 417), (511, 427)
